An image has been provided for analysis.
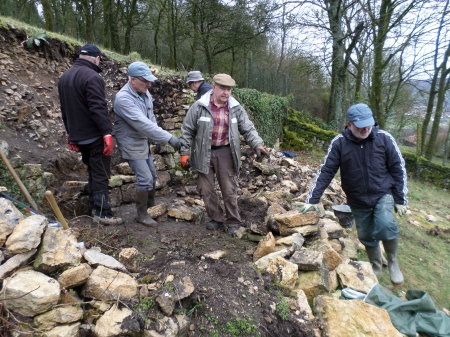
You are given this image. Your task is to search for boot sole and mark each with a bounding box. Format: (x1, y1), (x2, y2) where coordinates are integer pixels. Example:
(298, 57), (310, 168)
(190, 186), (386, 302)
(135, 217), (158, 228)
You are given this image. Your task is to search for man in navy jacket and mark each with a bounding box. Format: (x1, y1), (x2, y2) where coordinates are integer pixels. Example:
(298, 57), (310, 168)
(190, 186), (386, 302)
(301, 103), (408, 286)
(58, 44), (123, 226)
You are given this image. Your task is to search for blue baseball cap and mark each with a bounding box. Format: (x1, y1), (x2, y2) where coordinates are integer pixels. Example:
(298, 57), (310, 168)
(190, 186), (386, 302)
(347, 103), (375, 128)
(128, 62), (157, 82)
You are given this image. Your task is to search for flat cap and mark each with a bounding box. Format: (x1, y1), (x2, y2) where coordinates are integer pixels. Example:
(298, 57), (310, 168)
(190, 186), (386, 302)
(213, 74), (236, 87)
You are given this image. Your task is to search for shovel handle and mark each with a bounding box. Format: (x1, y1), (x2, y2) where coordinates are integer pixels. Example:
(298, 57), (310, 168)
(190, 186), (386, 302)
(44, 190), (69, 230)
(0, 149), (40, 212)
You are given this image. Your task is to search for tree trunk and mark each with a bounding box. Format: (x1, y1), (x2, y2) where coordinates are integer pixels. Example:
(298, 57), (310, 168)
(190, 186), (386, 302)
(41, 0), (54, 32)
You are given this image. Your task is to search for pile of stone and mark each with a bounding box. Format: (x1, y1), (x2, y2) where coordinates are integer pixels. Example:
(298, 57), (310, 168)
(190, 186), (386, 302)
(0, 197), (197, 336)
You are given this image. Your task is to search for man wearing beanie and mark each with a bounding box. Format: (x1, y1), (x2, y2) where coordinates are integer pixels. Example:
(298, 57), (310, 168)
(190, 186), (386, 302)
(114, 62), (181, 228)
(301, 103), (408, 286)
(58, 44), (123, 226)
(179, 73), (269, 235)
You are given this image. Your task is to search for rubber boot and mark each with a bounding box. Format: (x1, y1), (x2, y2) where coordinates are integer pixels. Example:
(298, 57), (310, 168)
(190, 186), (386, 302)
(135, 189), (157, 228)
(383, 238), (404, 286)
(147, 183), (156, 208)
(365, 244), (383, 277)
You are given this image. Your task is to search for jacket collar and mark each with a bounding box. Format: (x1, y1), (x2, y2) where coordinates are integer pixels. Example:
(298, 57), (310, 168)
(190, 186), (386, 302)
(122, 82), (151, 100)
(197, 90), (240, 109)
(75, 58), (102, 73)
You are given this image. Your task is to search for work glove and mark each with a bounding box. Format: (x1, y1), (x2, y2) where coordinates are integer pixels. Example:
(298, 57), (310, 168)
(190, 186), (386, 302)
(394, 204), (408, 216)
(154, 144), (161, 154)
(300, 203), (319, 213)
(255, 145), (269, 161)
(103, 135), (113, 156)
(180, 155), (190, 170)
(168, 136), (181, 152)
(66, 136), (80, 152)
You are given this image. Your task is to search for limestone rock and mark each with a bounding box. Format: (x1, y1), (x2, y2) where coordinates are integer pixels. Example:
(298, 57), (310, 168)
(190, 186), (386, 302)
(42, 322), (81, 337)
(33, 306), (84, 331)
(254, 248), (290, 271)
(253, 232), (276, 262)
(336, 259), (378, 293)
(267, 256), (298, 287)
(1, 270), (60, 317)
(318, 218), (344, 239)
(119, 247), (140, 273)
(167, 205), (203, 223)
(275, 233), (305, 251)
(94, 304), (141, 337)
(309, 239), (342, 271)
(148, 203), (168, 218)
(289, 249), (323, 271)
(0, 249), (36, 280)
(57, 263), (93, 289)
(5, 214), (47, 254)
(33, 227), (82, 274)
(314, 295), (403, 337)
(295, 289), (314, 320)
(82, 266), (138, 301)
(84, 248), (127, 272)
(0, 198), (24, 245)
(296, 269), (330, 302)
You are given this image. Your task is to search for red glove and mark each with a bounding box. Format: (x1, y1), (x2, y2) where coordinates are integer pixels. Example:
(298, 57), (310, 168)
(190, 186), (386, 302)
(255, 145), (269, 160)
(103, 135), (113, 156)
(67, 136), (80, 152)
(180, 155), (190, 170)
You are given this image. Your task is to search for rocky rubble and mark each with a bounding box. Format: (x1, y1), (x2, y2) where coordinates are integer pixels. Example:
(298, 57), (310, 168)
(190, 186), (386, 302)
(0, 147), (406, 336)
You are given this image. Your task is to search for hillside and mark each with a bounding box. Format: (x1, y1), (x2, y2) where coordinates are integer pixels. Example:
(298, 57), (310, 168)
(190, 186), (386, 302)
(1, 17), (450, 337)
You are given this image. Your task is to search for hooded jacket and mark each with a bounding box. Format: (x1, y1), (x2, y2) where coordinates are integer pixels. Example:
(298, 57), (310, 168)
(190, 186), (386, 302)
(180, 90), (263, 175)
(305, 125), (408, 209)
(114, 82), (173, 160)
(58, 58), (112, 142)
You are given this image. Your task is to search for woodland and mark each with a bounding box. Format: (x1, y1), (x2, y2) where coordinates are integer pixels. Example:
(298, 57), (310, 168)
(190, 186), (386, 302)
(1, 0), (450, 161)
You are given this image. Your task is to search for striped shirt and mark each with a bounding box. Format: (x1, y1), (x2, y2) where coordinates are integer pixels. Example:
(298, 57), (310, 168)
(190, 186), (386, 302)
(210, 95), (229, 146)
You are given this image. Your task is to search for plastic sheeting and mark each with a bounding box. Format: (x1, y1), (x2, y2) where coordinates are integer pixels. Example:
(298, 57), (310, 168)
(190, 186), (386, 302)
(364, 284), (450, 337)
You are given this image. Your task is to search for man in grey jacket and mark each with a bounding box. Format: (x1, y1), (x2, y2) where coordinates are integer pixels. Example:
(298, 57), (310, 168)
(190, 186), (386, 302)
(180, 74), (269, 235)
(114, 62), (181, 228)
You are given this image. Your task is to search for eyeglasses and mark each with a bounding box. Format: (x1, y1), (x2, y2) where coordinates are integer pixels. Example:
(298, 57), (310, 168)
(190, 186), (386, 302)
(134, 77), (152, 85)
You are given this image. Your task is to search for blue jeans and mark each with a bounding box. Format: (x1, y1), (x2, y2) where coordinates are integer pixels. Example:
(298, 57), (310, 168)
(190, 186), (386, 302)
(128, 157), (157, 191)
(352, 194), (399, 248)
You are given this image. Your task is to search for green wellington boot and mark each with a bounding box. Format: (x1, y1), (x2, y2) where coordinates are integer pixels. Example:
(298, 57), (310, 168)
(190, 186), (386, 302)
(382, 239), (404, 286)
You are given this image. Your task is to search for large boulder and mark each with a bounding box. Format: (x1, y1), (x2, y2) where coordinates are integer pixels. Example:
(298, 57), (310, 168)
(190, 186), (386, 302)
(1, 269), (60, 317)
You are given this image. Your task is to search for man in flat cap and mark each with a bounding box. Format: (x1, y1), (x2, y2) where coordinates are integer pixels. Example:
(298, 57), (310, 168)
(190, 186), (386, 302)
(114, 62), (181, 228)
(180, 73), (269, 235)
(58, 44), (123, 226)
(186, 71), (212, 100)
(301, 103), (408, 286)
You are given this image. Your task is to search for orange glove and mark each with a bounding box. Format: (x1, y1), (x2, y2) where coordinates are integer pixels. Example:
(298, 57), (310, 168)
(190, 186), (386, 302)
(103, 135), (113, 156)
(255, 145), (269, 160)
(180, 155), (190, 170)
(67, 136), (80, 152)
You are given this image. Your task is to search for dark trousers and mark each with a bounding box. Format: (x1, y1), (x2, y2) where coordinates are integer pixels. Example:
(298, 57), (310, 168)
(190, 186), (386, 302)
(78, 138), (112, 215)
(197, 146), (241, 227)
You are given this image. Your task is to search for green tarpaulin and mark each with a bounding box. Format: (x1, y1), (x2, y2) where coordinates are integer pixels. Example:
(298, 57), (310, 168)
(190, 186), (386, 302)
(364, 284), (450, 337)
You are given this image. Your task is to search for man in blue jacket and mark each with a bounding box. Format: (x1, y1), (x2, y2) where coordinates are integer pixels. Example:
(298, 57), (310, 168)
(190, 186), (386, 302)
(186, 71), (212, 101)
(114, 62), (181, 228)
(301, 103), (408, 286)
(58, 44), (123, 226)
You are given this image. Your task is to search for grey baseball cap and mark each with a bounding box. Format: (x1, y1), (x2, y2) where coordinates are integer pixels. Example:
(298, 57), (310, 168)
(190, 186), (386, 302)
(186, 71), (204, 83)
(347, 103), (375, 128)
(128, 62), (157, 82)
